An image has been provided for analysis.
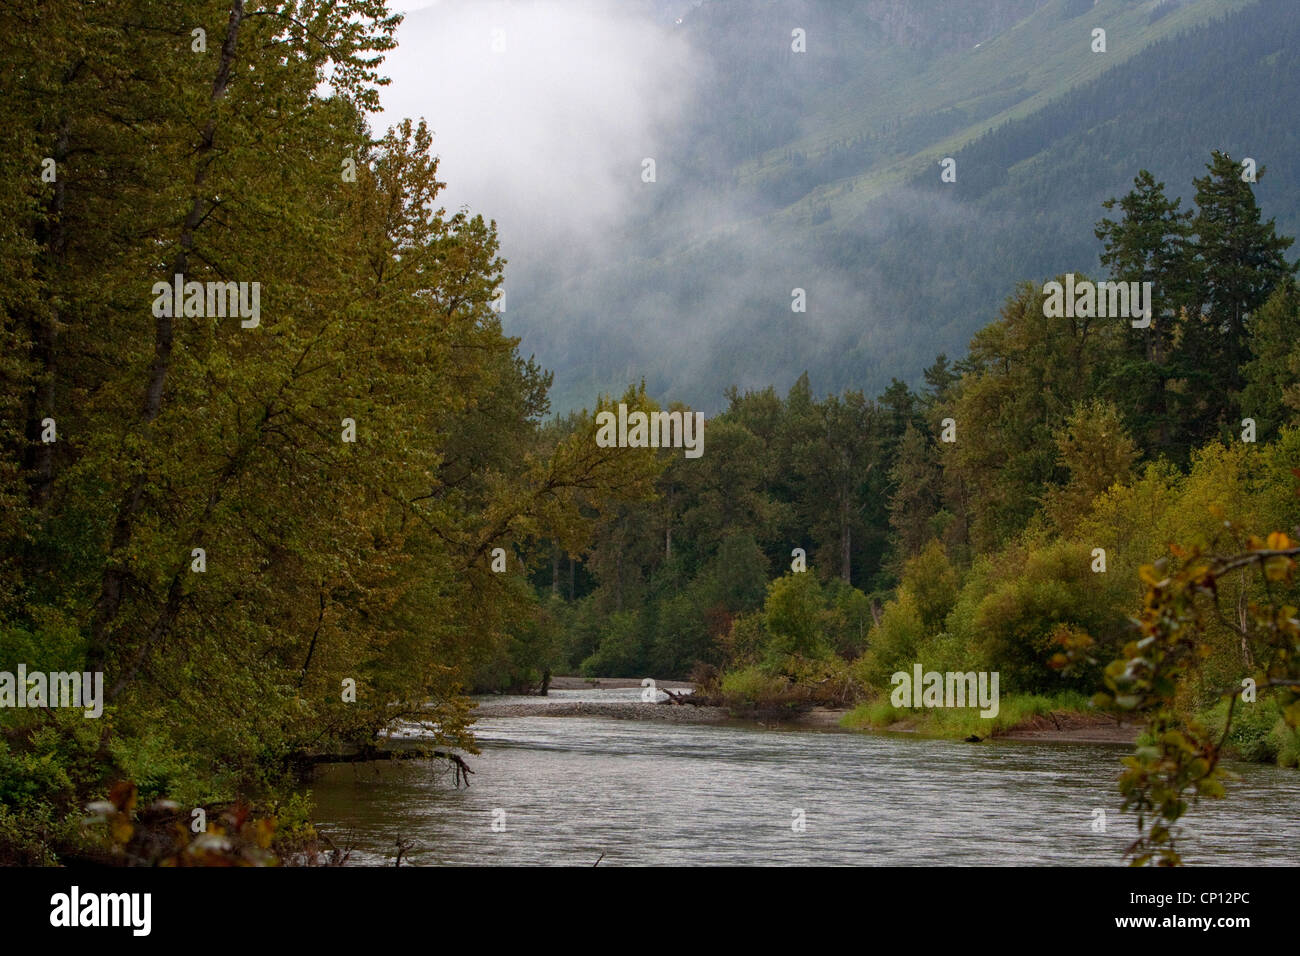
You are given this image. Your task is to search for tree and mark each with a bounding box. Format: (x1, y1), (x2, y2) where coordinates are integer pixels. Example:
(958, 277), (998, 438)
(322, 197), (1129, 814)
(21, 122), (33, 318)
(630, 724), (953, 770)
(1094, 170), (1192, 455)
(1240, 278), (1300, 441)
(1044, 399), (1138, 532)
(903, 540), (959, 634)
(887, 424), (943, 562)
(1175, 151), (1296, 442)
(942, 280), (1124, 552)
(0, 0), (666, 853)
(763, 572), (828, 663)
(787, 390), (883, 585)
(921, 353), (960, 409)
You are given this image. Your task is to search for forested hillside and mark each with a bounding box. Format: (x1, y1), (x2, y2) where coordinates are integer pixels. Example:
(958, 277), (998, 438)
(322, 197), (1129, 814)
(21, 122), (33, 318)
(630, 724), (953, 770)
(514, 0), (1300, 414)
(521, 153), (1300, 716)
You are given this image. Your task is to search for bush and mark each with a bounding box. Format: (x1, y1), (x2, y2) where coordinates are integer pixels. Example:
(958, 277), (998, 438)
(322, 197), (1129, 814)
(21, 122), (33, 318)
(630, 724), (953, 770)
(716, 656), (859, 712)
(971, 539), (1128, 693)
(1205, 696), (1294, 764)
(857, 590), (925, 686)
(108, 730), (202, 805)
(822, 579), (874, 659)
(649, 591), (711, 677)
(717, 611), (767, 670)
(763, 572), (828, 661)
(718, 666), (789, 709)
(904, 540), (959, 633)
(580, 611), (646, 677)
(0, 740), (74, 812)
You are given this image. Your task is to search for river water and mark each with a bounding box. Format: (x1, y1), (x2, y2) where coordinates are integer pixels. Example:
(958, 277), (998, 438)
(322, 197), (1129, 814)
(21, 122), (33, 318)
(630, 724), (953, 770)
(310, 689), (1300, 866)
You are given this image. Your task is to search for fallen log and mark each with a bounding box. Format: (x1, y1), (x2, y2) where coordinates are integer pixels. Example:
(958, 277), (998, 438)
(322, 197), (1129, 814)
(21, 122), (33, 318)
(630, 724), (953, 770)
(658, 686), (710, 706)
(308, 746), (475, 787)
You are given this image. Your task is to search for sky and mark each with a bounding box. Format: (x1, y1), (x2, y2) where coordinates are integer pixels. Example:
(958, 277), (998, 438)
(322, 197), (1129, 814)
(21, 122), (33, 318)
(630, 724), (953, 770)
(369, 0), (874, 413)
(377, 0), (700, 269)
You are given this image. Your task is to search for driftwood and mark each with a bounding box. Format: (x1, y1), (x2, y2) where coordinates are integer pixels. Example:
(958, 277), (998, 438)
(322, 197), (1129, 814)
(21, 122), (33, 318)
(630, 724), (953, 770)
(309, 746), (475, 787)
(658, 686), (710, 707)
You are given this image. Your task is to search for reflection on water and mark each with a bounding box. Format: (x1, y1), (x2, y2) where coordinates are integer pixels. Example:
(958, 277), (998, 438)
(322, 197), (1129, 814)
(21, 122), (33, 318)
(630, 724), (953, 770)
(311, 698), (1300, 866)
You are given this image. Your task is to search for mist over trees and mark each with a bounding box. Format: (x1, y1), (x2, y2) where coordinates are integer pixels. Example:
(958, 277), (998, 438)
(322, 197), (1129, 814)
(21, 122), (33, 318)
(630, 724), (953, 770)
(533, 154), (1299, 724)
(483, 0), (1300, 413)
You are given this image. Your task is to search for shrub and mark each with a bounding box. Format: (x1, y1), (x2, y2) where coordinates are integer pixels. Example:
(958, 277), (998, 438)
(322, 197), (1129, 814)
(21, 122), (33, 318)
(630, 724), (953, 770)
(857, 589), (925, 686)
(1205, 696), (1289, 764)
(972, 539), (1128, 693)
(717, 611), (767, 670)
(580, 611), (646, 677)
(718, 666), (789, 709)
(763, 572), (829, 662)
(820, 579), (874, 659)
(904, 540), (960, 633)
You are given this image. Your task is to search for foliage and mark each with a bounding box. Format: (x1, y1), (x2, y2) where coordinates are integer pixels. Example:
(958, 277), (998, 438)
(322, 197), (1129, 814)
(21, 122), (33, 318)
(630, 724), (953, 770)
(1057, 529), (1300, 865)
(843, 690), (1092, 739)
(763, 573), (830, 663)
(3, 0), (1300, 870)
(0, 0), (660, 863)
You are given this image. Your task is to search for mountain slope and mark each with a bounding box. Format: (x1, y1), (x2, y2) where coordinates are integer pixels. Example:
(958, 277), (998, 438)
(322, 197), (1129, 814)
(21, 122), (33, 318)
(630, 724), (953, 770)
(509, 0), (1297, 413)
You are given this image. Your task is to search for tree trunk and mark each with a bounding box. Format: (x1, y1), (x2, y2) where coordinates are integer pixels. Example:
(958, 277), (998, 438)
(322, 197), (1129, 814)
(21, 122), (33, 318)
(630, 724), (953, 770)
(307, 747), (475, 788)
(88, 1), (245, 673)
(840, 493), (851, 584)
(615, 546), (623, 613)
(25, 119), (68, 516)
(1237, 569), (1256, 669)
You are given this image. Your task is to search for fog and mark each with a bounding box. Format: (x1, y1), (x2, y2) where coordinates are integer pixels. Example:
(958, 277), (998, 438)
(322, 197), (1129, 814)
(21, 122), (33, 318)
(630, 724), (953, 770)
(370, 1), (1054, 414)
(380, 0), (702, 274)
(373, 0), (886, 414)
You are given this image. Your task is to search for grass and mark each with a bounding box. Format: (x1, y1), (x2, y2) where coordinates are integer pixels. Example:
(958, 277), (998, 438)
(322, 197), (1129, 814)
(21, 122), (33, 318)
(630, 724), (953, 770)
(841, 690), (1094, 739)
(1199, 695), (1300, 767)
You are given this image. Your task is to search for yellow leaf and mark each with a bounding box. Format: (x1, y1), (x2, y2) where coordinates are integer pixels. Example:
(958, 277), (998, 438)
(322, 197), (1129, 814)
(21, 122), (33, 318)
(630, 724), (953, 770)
(253, 818), (276, 849)
(1265, 556), (1292, 582)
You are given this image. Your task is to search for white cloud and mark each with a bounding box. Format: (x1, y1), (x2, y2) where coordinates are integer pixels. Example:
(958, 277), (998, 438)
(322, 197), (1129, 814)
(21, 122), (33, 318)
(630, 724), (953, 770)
(377, 1), (700, 262)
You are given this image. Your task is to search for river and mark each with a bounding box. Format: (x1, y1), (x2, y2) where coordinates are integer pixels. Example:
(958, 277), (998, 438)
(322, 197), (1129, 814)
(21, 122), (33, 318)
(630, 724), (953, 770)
(310, 688), (1300, 866)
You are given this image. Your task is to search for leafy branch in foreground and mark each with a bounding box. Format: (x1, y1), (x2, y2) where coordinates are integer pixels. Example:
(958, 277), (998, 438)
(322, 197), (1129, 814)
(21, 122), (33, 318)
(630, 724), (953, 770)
(1056, 523), (1300, 865)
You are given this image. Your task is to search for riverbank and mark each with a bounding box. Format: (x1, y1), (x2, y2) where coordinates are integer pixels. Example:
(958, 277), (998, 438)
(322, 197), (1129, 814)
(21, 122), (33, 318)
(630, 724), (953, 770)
(473, 697), (731, 722)
(475, 679), (1138, 743)
(841, 690), (1141, 744)
(473, 677), (729, 722)
(864, 709), (1139, 744)
(545, 676), (694, 691)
